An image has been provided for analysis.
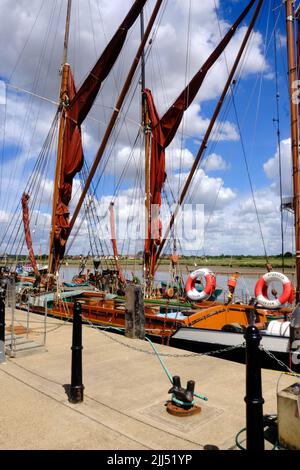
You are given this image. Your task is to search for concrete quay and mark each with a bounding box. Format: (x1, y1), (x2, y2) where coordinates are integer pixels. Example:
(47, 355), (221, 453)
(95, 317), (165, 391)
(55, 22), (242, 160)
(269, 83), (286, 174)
(0, 308), (296, 450)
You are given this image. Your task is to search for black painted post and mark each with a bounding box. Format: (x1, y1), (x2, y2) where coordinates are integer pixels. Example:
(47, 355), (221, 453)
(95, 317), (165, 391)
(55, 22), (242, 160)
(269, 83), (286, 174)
(244, 325), (265, 450)
(0, 290), (5, 364)
(69, 301), (84, 403)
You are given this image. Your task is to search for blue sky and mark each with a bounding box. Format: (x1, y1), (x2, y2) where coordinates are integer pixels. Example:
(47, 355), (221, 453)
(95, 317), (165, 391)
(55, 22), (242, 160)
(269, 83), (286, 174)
(188, 0), (290, 194)
(0, 0), (295, 257)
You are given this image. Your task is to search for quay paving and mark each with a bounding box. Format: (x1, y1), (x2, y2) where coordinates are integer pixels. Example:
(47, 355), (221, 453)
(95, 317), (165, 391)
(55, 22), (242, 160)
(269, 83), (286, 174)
(0, 308), (295, 450)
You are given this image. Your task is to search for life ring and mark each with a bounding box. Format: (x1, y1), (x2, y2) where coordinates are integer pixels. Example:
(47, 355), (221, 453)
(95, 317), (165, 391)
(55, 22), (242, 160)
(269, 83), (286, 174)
(254, 271), (295, 309)
(186, 268), (216, 301)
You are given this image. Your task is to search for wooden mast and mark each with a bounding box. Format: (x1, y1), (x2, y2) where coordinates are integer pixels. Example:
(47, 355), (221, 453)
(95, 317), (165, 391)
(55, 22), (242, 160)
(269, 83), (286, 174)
(144, 107), (152, 296)
(48, 0), (72, 274)
(285, 0), (300, 302)
(140, 9), (152, 297)
(154, 0), (263, 269)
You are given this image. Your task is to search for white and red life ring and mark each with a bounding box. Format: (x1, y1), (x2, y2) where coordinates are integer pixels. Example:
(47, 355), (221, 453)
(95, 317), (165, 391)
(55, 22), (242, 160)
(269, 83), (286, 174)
(254, 271), (295, 309)
(186, 268), (216, 302)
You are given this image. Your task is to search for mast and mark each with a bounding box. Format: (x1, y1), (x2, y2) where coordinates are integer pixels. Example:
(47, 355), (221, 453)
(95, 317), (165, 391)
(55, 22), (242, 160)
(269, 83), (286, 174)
(62, 0), (72, 65)
(285, 0), (300, 302)
(154, 0), (263, 268)
(140, 9), (152, 296)
(48, 0), (73, 274)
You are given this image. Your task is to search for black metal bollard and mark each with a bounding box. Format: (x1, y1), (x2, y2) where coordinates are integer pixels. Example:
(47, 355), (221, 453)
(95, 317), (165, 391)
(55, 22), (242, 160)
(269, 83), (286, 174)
(0, 292), (5, 363)
(69, 301), (84, 403)
(244, 325), (265, 450)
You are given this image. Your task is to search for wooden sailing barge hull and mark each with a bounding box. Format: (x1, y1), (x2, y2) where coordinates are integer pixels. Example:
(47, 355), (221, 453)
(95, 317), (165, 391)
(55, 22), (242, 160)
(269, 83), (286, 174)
(23, 290), (298, 372)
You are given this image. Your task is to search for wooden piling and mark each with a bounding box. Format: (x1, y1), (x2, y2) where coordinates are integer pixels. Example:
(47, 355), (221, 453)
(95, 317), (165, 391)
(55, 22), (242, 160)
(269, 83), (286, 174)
(125, 285), (145, 340)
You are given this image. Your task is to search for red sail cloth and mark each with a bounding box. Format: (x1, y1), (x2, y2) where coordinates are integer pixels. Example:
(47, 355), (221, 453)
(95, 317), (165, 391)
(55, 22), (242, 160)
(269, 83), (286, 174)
(143, 0), (255, 266)
(53, 0), (147, 265)
(21, 193), (39, 276)
(53, 70), (82, 262)
(67, 0), (147, 126)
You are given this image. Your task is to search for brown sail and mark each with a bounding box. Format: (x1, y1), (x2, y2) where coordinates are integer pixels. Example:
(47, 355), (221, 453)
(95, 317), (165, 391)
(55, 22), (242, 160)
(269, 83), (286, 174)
(52, 0), (148, 270)
(53, 69), (81, 264)
(144, 0), (256, 273)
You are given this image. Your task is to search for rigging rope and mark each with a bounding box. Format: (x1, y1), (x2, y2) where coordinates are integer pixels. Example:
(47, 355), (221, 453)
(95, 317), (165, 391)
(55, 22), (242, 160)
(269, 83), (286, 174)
(177, 0), (192, 203)
(213, 0), (270, 263)
(1, 111), (59, 260)
(65, 1), (169, 266)
(1, 0), (60, 235)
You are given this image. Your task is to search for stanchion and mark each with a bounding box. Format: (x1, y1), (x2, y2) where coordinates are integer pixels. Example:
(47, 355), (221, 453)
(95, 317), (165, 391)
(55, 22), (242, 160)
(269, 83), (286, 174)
(244, 325), (265, 450)
(69, 301), (84, 403)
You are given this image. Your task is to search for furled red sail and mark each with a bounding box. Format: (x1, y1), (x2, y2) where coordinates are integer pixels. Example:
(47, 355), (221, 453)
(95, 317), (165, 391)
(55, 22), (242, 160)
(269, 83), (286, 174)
(53, 69), (81, 264)
(21, 193), (39, 276)
(52, 0), (148, 269)
(144, 0), (256, 272)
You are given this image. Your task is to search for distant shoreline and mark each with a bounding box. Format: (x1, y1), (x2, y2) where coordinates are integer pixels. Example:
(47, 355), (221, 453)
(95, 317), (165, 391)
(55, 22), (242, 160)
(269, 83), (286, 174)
(116, 263), (295, 276)
(1, 258), (295, 277)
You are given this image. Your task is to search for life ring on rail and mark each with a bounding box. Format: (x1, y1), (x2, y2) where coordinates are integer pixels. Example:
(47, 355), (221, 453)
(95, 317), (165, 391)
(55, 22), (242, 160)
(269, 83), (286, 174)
(254, 271), (295, 309)
(186, 268), (216, 302)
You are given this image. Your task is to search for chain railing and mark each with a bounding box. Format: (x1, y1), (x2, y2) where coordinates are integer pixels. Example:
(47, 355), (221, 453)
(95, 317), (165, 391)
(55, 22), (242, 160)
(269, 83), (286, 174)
(81, 312), (300, 376)
(81, 312), (245, 358)
(260, 346), (300, 377)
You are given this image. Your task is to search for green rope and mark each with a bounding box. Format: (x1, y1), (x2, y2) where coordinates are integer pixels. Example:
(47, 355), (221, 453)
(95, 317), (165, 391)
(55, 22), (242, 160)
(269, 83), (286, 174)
(235, 427), (247, 450)
(145, 336), (208, 402)
(235, 426), (281, 451)
(145, 336), (173, 383)
(93, 324), (208, 402)
(172, 395), (195, 407)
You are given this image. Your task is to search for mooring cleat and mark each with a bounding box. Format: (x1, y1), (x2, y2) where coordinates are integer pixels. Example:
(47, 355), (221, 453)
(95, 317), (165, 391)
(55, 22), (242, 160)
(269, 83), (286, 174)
(166, 375), (201, 417)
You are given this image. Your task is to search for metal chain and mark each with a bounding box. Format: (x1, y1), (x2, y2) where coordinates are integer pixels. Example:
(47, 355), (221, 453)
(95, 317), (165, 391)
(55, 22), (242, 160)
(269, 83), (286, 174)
(82, 314), (245, 358)
(260, 346), (300, 377)
(25, 321), (72, 336)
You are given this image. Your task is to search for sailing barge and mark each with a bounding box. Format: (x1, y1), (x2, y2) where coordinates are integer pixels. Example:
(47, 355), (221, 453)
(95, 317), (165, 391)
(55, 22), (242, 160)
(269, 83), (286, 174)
(1, 0), (300, 371)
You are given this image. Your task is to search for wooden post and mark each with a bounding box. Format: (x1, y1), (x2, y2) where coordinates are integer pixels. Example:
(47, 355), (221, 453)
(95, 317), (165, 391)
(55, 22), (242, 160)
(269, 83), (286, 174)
(125, 285), (145, 340)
